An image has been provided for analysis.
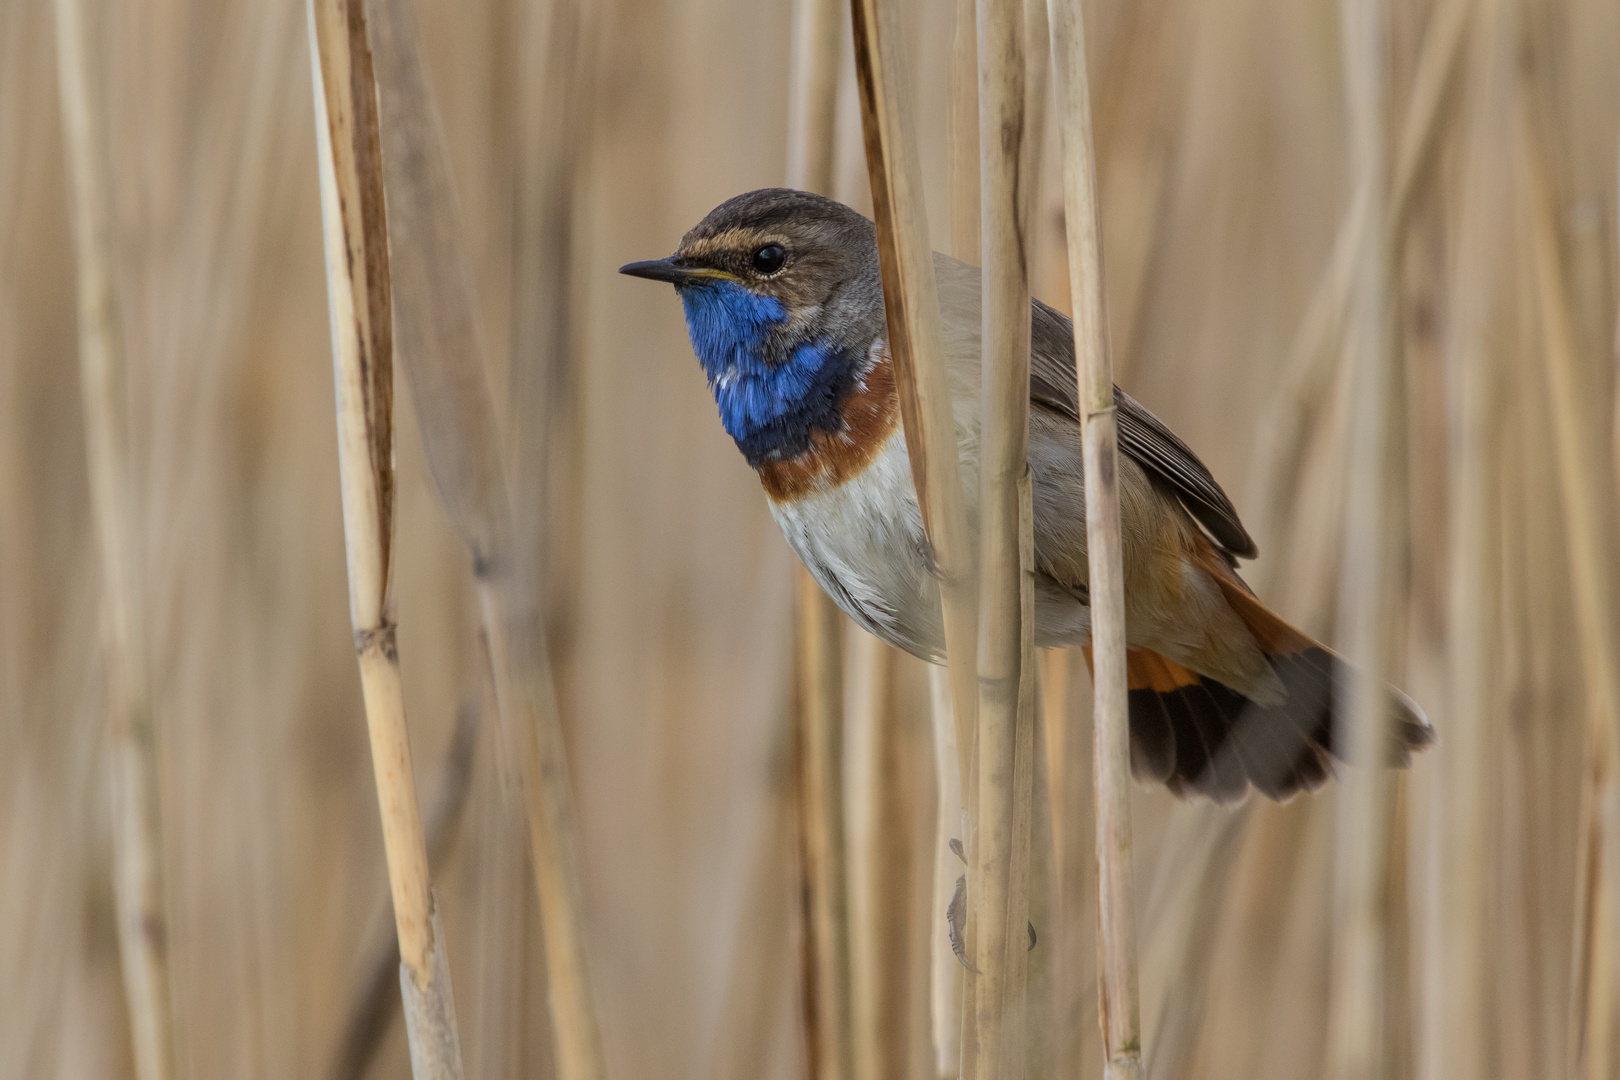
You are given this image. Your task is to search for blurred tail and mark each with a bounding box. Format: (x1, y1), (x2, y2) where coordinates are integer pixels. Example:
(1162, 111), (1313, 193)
(1083, 567), (1433, 803)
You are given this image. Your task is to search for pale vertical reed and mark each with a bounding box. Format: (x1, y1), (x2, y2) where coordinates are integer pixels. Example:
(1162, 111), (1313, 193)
(1140, 804), (1250, 1080)
(1520, 102), (1620, 1080)
(846, 635), (925, 1080)
(950, 0), (981, 266)
(793, 574), (854, 1080)
(306, 0), (465, 1073)
(971, 0), (1037, 1076)
(503, 0), (589, 1068)
(848, 0), (980, 782)
(1048, 0), (1141, 1076)
(789, 0), (843, 197)
(51, 0), (178, 1077)
(328, 703), (481, 1080)
(1327, 0), (1399, 1074)
(936, 4), (982, 1074)
(507, 0), (589, 686)
(1428, 0), (1511, 1074)
(361, 0), (607, 1075)
(928, 663), (966, 1080)
(848, 4), (983, 1076)
(786, 1), (856, 1073)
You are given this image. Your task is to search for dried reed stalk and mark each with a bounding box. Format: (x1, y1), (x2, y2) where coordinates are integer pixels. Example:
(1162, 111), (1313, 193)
(329, 701), (481, 1080)
(508, 0), (588, 641)
(307, 0), (464, 1073)
(789, 0), (843, 198)
(51, 2), (178, 1078)
(1141, 803), (1250, 1080)
(787, 3), (857, 1074)
(934, 4), (981, 1074)
(1047, 0), (1140, 1076)
(972, 0), (1038, 1075)
(1326, 0), (1400, 1074)
(929, 664), (967, 1080)
(848, 0), (979, 779)
(848, 6), (983, 1075)
(794, 570), (855, 1080)
(950, 0), (981, 265)
(1427, 1), (1511, 1073)
(1036, 650), (1069, 915)
(359, 2), (607, 1076)
(1519, 106), (1620, 1080)
(847, 636), (925, 1080)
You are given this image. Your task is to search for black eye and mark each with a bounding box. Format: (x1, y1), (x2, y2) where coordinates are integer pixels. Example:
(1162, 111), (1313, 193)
(751, 243), (787, 275)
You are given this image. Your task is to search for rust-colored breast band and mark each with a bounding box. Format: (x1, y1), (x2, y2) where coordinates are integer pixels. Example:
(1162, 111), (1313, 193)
(758, 350), (899, 503)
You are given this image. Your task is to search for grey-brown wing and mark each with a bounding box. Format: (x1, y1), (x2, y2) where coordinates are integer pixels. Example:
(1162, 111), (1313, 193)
(1028, 297), (1259, 560)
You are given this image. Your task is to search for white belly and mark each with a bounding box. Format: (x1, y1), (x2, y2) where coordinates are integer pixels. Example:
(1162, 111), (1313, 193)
(768, 428), (1092, 661)
(769, 431), (945, 660)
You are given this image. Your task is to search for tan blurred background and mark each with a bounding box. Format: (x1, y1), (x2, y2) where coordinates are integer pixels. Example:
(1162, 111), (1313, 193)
(2, 0), (1618, 1077)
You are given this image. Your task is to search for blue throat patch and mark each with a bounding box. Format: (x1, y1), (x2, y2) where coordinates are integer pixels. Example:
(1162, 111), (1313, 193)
(678, 279), (862, 467)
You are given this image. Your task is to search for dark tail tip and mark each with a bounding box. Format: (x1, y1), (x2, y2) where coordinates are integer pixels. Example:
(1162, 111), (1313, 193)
(1127, 647), (1433, 803)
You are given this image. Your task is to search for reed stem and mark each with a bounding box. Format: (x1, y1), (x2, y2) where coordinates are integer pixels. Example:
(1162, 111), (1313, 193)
(848, 0), (980, 786)
(358, 0), (608, 1072)
(1326, 0), (1400, 1073)
(972, 0), (1037, 1074)
(929, 664), (967, 1080)
(307, 0), (464, 1072)
(950, 0), (981, 266)
(787, 5), (857, 1074)
(1428, 2), (1511, 1074)
(329, 702), (480, 1080)
(1520, 104), (1620, 1080)
(1047, 0), (1141, 1075)
(940, 4), (981, 1073)
(52, 0), (177, 1076)
(847, 636), (924, 1080)
(848, 6), (984, 1075)
(793, 568), (855, 1080)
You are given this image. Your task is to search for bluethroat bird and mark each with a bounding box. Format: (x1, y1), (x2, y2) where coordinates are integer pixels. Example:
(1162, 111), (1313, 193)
(622, 189), (1431, 802)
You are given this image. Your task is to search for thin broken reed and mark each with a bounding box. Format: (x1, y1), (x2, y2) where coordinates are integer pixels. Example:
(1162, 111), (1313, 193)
(1047, 0), (1141, 1075)
(306, 0), (464, 1073)
(52, 0), (178, 1075)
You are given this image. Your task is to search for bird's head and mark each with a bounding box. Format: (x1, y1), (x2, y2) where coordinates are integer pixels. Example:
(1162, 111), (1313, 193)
(620, 189), (885, 465)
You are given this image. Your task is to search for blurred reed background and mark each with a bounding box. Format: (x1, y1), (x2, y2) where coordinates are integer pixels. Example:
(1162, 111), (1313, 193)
(0, 0), (1617, 1076)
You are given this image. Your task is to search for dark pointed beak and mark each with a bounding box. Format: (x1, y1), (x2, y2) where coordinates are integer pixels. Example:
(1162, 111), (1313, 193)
(619, 256), (703, 285)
